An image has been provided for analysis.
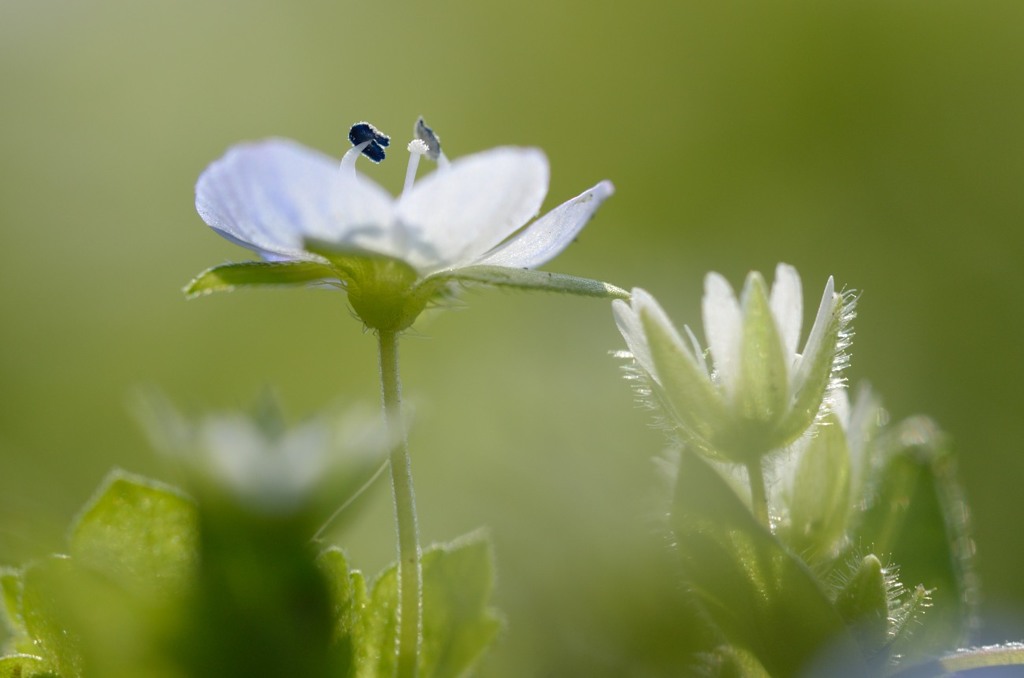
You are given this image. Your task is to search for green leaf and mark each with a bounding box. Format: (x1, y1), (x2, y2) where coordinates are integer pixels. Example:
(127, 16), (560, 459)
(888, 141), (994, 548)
(850, 417), (974, 662)
(316, 547), (366, 673)
(671, 451), (863, 676)
(0, 654), (54, 678)
(184, 260), (339, 298)
(427, 265), (629, 300)
(419, 533), (502, 678)
(354, 534), (501, 678)
(68, 470), (198, 602)
(359, 561), (398, 678)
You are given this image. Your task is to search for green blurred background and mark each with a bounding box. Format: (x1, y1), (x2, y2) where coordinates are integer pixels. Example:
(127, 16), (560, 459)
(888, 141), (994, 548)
(2, 0), (1023, 672)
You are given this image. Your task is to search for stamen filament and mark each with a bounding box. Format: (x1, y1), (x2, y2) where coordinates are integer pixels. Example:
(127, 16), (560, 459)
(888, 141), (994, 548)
(340, 141), (371, 177)
(403, 140), (428, 197)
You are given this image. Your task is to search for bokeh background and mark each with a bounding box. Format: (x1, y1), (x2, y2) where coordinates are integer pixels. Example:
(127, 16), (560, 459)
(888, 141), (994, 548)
(2, 0), (1023, 673)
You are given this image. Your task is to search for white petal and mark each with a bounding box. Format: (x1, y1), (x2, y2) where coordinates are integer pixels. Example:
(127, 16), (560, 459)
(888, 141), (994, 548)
(396, 147), (548, 270)
(702, 272), (742, 396)
(196, 139), (395, 260)
(802, 275), (837, 357)
(613, 297), (653, 378)
(319, 173), (397, 253)
(769, 263), (803, 362)
(471, 180), (614, 269)
(792, 276), (839, 391)
(613, 290), (656, 379)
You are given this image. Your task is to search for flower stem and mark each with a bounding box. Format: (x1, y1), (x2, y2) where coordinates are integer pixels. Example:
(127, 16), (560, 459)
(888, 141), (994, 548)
(745, 458), (770, 528)
(378, 329), (421, 677)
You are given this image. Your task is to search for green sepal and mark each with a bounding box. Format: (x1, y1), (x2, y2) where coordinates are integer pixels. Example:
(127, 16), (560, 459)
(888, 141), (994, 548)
(426, 265), (629, 300)
(850, 417), (974, 662)
(671, 450), (864, 676)
(68, 469), (198, 602)
(184, 260), (339, 298)
(0, 654), (54, 678)
(639, 309), (730, 458)
(333, 533), (501, 678)
(781, 413), (851, 562)
(834, 555), (889, 659)
(305, 240), (428, 331)
(736, 273), (789, 429)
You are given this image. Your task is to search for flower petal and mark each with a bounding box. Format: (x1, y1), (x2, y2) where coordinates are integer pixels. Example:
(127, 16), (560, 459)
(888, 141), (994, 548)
(196, 139), (394, 260)
(702, 272), (742, 398)
(471, 180), (614, 269)
(780, 276), (846, 441)
(396, 147), (549, 271)
(769, 263), (803, 362)
(612, 289), (657, 378)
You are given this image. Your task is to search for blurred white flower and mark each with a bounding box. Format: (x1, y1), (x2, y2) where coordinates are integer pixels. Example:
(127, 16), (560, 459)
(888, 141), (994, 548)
(138, 394), (387, 515)
(613, 263), (856, 463)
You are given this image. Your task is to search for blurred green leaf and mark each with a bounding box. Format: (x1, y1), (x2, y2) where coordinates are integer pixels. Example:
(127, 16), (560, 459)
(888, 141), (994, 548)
(891, 643), (1024, 677)
(184, 260), (338, 298)
(0, 569), (28, 650)
(671, 451), (863, 676)
(20, 556), (82, 678)
(702, 644), (772, 678)
(0, 654), (54, 678)
(177, 506), (337, 678)
(851, 417), (975, 662)
(68, 470), (197, 602)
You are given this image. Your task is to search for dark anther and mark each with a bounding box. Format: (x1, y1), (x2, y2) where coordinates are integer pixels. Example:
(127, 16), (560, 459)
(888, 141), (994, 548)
(348, 122), (391, 163)
(415, 117), (442, 161)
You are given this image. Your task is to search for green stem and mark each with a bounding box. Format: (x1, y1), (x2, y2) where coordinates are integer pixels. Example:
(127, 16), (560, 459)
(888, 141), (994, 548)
(745, 458), (770, 528)
(378, 329), (421, 677)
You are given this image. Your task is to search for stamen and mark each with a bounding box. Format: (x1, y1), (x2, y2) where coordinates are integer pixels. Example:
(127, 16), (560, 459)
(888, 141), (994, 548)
(414, 117), (442, 161)
(348, 121), (390, 163)
(340, 141), (371, 175)
(402, 139), (429, 197)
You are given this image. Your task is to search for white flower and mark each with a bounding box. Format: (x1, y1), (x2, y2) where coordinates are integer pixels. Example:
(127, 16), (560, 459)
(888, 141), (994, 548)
(612, 263), (856, 463)
(188, 118), (622, 330)
(138, 393), (386, 515)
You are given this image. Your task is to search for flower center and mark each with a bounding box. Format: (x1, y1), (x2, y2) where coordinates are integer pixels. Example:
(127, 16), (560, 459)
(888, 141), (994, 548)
(340, 118), (448, 193)
(337, 118), (450, 266)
